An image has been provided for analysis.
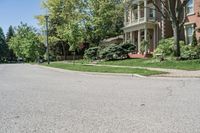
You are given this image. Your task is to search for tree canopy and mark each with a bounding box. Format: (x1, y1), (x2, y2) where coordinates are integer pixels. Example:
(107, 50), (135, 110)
(9, 23), (45, 62)
(36, 0), (124, 52)
(6, 26), (16, 61)
(0, 27), (8, 62)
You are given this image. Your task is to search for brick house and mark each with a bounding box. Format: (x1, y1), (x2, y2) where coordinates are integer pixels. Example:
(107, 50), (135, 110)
(184, 0), (200, 44)
(123, 0), (200, 54)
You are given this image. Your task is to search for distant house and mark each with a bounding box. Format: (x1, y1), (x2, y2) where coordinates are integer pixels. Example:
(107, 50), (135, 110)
(123, 0), (200, 54)
(101, 35), (123, 46)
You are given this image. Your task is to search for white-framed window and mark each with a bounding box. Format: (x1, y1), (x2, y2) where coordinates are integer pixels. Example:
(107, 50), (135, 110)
(186, 0), (194, 15)
(185, 24), (195, 44)
(149, 8), (155, 19)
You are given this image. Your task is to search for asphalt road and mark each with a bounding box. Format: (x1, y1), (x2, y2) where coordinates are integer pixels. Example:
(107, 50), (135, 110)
(0, 64), (200, 133)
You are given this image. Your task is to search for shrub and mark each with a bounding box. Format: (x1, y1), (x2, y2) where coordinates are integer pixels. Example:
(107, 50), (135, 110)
(99, 44), (123, 60)
(154, 38), (174, 57)
(195, 45), (200, 58)
(154, 38), (185, 57)
(140, 40), (150, 54)
(121, 42), (136, 54)
(84, 42), (136, 61)
(191, 31), (198, 47)
(84, 47), (99, 60)
(99, 42), (136, 60)
(181, 44), (200, 60)
(181, 45), (197, 60)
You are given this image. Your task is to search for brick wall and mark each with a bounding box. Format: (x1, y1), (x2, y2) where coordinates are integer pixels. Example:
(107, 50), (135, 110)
(185, 0), (200, 42)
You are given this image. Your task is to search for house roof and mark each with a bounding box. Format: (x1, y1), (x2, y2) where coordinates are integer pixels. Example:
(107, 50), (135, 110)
(102, 35), (123, 43)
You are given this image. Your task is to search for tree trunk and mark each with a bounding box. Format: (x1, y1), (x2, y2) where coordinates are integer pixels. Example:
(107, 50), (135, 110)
(62, 42), (67, 60)
(73, 51), (76, 65)
(173, 24), (181, 57)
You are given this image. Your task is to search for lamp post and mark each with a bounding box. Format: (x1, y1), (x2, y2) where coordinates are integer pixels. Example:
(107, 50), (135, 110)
(45, 15), (50, 64)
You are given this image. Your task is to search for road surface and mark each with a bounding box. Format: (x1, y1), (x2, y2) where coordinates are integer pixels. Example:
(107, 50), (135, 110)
(0, 64), (200, 133)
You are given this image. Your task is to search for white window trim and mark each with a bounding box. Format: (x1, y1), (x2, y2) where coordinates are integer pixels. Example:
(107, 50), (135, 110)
(187, 0), (195, 16)
(184, 23), (195, 45)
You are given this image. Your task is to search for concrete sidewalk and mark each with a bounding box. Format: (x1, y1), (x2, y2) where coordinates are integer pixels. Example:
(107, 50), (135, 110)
(84, 64), (200, 78)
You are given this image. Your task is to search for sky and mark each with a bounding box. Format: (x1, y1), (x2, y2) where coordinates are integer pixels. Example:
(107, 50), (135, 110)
(0, 0), (44, 34)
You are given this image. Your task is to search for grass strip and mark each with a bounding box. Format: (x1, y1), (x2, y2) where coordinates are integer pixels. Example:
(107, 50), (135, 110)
(99, 59), (200, 71)
(43, 62), (165, 76)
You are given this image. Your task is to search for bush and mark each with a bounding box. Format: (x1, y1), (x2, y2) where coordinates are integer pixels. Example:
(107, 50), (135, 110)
(121, 42), (136, 54)
(99, 42), (136, 61)
(84, 42), (136, 61)
(154, 38), (185, 57)
(196, 45), (200, 58)
(84, 47), (99, 60)
(99, 44), (123, 60)
(140, 40), (150, 54)
(191, 32), (198, 47)
(181, 44), (200, 60)
(154, 38), (174, 57)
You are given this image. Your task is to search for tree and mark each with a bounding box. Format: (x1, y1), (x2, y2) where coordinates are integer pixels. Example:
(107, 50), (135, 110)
(6, 26), (16, 61)
(9, 23), (45, 62)
(36, 0), (124, 59)
(36, 0), (86, 60)
(151, 0), (190, 57)
(0, 27), (7, 62)
(85, 0), (124, 45)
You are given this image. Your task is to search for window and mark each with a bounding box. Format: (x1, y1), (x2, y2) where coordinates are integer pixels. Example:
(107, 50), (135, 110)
(149, 8), (155, 18)
(185, 24), (194, 44)
(187, 0), (194, 15)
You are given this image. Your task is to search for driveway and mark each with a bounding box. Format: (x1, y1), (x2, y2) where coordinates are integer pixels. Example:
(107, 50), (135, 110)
(0, 64), (200, 133)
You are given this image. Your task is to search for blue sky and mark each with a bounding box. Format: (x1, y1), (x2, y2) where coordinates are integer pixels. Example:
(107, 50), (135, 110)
(0, 0), (44, 33)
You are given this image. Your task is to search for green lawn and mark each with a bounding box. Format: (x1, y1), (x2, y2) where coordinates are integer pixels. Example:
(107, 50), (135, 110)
(43, 62), (165, 76)
(99, 59), (200, 70)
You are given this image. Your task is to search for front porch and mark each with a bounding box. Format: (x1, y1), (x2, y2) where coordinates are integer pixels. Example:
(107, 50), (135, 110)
(124, 23), (158, 55)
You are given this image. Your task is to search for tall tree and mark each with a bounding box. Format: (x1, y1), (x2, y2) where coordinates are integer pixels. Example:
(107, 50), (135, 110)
(6, 26), (16, 61)
(0, 27), (7, 62)
(151, 0), (190, 57)
(36, 0), (86, 60)
(9, 23), (45, 62)
(37, 0), (124, 54)
(85, 0), (124, 45)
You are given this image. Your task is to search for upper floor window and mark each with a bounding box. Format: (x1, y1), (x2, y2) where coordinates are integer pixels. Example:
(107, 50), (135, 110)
(149, 8), (155, 18)
(187, 0), (194, 15)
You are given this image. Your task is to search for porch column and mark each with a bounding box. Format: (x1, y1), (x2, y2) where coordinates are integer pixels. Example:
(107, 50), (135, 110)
(130, 8), (133, 23)
(124, 9), (126, 25)
(128, 8), (132, 24)
(144, 0), (147, 22)
(138, 2), (140, 23)
(138, 30), (141, 54)
(124, 32), (127, 42)
(130, 31), (133, 43)
(133, 31), (135, 44)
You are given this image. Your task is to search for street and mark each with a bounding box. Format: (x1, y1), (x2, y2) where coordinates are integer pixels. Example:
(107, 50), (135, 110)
(0, 64), (200, 133)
